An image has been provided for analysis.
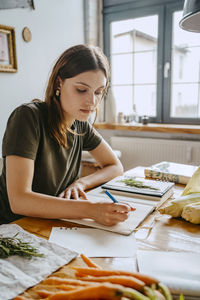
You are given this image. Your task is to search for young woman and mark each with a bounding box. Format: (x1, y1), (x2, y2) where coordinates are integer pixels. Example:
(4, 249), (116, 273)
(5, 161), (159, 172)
(0, 44), (133, 226)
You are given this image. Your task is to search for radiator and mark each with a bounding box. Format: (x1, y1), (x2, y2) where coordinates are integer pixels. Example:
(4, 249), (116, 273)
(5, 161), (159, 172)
(110, 136), (200, 171)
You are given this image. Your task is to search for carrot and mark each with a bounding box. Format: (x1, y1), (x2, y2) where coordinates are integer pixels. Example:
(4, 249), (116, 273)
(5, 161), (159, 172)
(80, 253), (101, 269)
(36, 285), (79, 298)
(46, 283), (123, 300)
(36, 290), (54, 298)
(73, 267), (159, 285)
(54, 285), (77, 291)
(77, 275), (145, 291)
(43, 276), (98, 286)
(14, 297), (30, 300)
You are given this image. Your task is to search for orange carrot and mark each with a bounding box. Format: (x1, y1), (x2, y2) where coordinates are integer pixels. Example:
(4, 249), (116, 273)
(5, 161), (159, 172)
(46, 283), (123, 300)
(77, 275), (145, 291)
(43, 276), (98, 286)
(73, 267), (159, 285)
(55, 285), (77, 291)
(37, 290), (54, 298)
(14, 297), (29, 300)
(80, 253), (101, 269)
(36, 285), (78, 298)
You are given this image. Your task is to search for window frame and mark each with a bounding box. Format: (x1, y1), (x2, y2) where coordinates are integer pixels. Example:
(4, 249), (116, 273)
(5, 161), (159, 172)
(103, 0), (200, 124)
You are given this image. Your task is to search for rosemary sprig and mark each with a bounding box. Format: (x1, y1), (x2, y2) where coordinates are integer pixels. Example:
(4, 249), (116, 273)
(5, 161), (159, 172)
(0, 233), (44, 259)
(120, 178), (159, 190)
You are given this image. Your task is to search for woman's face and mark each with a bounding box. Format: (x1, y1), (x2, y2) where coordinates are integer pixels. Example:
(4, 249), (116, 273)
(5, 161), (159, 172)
(59, 70), (106, 125)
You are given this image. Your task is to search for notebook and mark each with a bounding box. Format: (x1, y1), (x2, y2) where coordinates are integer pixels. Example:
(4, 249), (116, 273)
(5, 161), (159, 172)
(64, 193), (154, 236)
(49, 227), (137, 257)
(101, 175), (174, 201)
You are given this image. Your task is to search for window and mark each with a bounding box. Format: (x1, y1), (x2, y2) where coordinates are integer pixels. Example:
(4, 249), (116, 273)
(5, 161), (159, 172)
(103, 0), (200, 124)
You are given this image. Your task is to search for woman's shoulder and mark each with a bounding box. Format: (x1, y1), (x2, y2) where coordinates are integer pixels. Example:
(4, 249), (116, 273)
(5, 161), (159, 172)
(15, 100), (47, 112)
(6, 101), (48, 130)
(11, 100), (47, 119)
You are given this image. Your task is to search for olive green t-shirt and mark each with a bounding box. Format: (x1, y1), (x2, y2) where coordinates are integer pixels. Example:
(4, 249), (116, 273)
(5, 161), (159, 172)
(0, 101), (102, 224)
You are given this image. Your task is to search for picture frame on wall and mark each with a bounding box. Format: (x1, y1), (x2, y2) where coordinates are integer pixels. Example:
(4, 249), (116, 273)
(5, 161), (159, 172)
(0, 24), (17, 73)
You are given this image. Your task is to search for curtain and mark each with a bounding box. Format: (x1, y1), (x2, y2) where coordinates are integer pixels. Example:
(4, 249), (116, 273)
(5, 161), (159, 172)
(84, 0), (105, 122)
(84, 0), (103, 47)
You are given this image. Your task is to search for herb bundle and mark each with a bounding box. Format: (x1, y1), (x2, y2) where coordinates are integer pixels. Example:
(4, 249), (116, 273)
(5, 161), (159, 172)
(0, 233), (44, 259)
(120, 178), (159, 190)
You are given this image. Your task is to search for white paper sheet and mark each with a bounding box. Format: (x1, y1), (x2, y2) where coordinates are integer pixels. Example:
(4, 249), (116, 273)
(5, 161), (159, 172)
(137, 250), (200, 297)
(49, 227), (137, 257)
(0, 224), (77, 300)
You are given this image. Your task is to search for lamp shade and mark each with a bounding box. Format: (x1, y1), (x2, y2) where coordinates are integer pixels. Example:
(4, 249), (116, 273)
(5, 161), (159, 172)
(179, 0), (200, 32)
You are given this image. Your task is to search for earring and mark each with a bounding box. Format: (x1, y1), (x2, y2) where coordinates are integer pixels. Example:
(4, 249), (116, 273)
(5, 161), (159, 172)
(55, 89), (60, 97)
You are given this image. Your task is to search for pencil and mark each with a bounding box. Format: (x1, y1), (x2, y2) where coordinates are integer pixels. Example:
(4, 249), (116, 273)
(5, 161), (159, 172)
(105, 190), (118, 203)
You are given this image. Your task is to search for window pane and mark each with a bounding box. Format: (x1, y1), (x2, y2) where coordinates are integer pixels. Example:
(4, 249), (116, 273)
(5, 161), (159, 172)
(171, 11), (200, 118)
(112, 85), (133, 115)
(111, 30), (133, 54)
(171, 83), (199, 118)
(110, 15), (158, 118)
(111, 17), (158, 53)
(134, 85), (156, 116)
(134, 51), (157, 84)
(112, 54), (133, 85)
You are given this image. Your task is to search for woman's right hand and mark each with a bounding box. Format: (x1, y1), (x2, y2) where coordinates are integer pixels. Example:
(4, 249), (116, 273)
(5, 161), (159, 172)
(88, 202), (135, 226)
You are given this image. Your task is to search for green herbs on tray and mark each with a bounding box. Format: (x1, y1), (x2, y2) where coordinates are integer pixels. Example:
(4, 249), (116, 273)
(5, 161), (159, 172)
(120, 178), (159, 190)
(0, 233), (44, 259)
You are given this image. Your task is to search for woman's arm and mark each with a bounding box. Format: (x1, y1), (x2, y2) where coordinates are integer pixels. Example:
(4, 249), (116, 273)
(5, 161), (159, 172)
(6, 155), (130, 225)
(77, 139), (124, 191)
(59, 139), (123, 200)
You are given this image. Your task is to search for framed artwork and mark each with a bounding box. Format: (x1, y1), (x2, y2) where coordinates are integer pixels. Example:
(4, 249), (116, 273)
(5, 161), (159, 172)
(0, 24), (17, 73)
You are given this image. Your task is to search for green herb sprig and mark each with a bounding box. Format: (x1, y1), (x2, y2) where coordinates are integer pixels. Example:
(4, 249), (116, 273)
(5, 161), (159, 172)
(0, 233), (44, 259)
(120, 178), (159, 190)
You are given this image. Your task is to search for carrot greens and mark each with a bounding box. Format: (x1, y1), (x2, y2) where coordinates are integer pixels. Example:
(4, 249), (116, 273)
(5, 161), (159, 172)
(0, 233), (44, 259)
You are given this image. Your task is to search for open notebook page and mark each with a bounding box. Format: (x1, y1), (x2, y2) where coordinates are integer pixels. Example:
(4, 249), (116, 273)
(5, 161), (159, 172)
(63, 193), (154, 236)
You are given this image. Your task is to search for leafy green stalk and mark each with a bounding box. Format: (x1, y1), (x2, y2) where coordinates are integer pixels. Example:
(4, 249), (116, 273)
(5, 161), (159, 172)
(120, 178), (159, 190)
(158, 282), (172, 300)
(143, 286), (158, 299)
(122, 287), (149, 300)
(0, 233), (44, 259)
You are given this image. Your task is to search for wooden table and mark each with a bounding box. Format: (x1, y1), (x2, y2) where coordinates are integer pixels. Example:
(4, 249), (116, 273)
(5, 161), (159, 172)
(12, 167), (200, 297)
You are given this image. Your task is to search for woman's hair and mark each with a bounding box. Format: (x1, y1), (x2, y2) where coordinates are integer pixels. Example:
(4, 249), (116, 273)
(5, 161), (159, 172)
(45, 44), (110, 148)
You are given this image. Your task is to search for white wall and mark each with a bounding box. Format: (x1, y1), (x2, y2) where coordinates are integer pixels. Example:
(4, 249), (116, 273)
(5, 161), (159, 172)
(0, 0), (84, 155)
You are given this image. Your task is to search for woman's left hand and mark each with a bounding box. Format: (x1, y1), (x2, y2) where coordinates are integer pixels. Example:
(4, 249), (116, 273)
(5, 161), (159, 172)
(58, 181), (88, 200)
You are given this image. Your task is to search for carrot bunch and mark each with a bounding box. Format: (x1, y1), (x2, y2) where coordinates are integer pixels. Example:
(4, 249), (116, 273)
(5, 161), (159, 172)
(15, 253), (173, 300)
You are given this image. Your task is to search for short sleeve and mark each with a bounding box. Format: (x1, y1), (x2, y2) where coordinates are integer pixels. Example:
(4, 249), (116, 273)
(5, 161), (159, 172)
(2, 105), (40, 160)
(82, 122), (102, 151)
